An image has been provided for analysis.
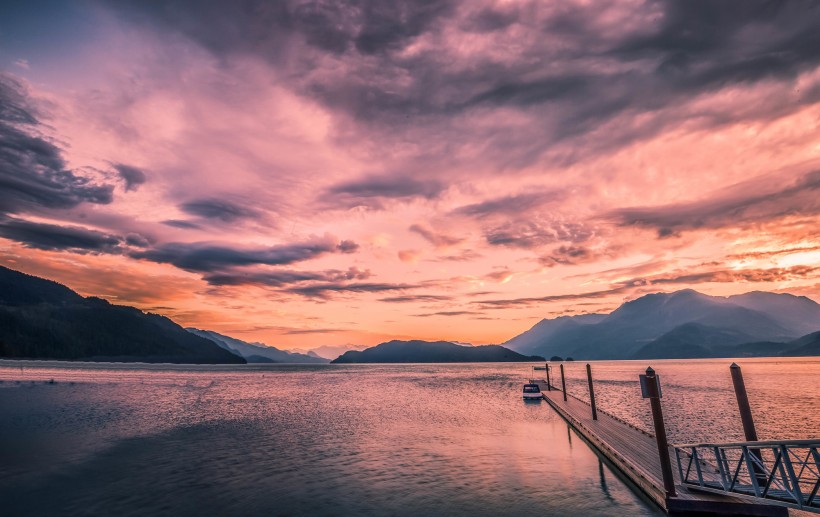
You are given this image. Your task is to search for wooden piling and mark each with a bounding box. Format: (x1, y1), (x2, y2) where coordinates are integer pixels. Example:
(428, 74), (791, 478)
(586, 363), (598, 420)
(644, 366), (676, 498)
(730, 363), (766, 483)
(545, 362), (551, 391)
(730, 363), (758, 441)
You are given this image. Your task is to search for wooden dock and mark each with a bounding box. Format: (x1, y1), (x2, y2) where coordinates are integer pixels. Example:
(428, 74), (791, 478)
(532, 380), (788, 516)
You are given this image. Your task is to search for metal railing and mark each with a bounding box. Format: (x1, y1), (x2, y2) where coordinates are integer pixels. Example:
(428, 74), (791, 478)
(674, 439), (820, 513)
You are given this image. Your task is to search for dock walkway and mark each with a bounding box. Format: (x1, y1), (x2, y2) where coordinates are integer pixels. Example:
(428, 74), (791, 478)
(532, 380), (787, 516)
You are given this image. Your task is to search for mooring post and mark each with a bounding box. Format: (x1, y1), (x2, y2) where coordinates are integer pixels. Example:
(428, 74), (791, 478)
(730, 363), (758, 441)
(545, 362), (551, 391)
(586, 363), (598, 420)
(642, 366), (676, 498)
(560, 363), (567, 401)
(730, 363), (766, 483)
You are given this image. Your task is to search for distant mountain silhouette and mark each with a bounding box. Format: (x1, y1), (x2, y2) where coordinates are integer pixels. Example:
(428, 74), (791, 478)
(0, 266), (245, 364)
(331, 340), (545, 363)
(306, 344), (368, 360)
(632, 323), (757, 359)
(780, 330), (820, 356)
(187, 328), (328, 363)
(504, 289), (820, 359)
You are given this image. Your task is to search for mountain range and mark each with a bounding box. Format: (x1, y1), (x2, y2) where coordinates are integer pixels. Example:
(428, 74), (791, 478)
(503, 289), (820, 360)
(331, 340), (545, 363)
(2, 264), (818, 363)
(0, 265), (245, 364)
(187, 328), (328, 363)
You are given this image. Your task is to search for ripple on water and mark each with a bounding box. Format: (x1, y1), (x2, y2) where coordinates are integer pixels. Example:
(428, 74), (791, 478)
(2, 359), (816, 516)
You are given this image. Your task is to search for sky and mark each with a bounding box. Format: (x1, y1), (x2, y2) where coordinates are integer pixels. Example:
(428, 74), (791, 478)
(1, 0), (819, 351)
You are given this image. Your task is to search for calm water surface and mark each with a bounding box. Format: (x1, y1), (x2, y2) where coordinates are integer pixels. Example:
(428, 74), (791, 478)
(0, 358), (817, 516)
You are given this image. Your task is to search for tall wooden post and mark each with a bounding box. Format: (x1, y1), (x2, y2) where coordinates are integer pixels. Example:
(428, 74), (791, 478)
(545, 362), (551, 391)
(586, 363), (598, 420)
(730, 363), (765, 482)
(642, 366), (676, 498)
(560, 363), (567, 401)
(730, 363), (758, 441)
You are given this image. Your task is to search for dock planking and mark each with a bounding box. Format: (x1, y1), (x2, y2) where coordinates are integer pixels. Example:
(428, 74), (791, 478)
(532, 380), (788, 516)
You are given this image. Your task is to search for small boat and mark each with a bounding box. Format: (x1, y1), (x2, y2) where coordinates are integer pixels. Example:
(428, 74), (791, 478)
(522, 383), (542, 400)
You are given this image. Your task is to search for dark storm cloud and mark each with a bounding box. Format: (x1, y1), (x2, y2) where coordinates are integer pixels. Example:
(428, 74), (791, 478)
(539, 245), (610, 267)
(287, 281), (419, 299)
(0, 217), (122, 252)
(130, 235), (357, 272)
(180, 197), (259, 222)
(113, 164), (147, 192)
(611, 170), (820, 236)
(0, 75), (114, 215)
(322, 175), (445, 209)
(379, 294), (453, 303)
(414, 310), (481, 317)
(203, 267), (372, 287)
(484, 220), (595, 249)
(162, 219), (202, 229)
(452, 191), (566, 219)
(352, 1), (456, 55)
(107, 0), (820, 168)
(612, 1), (820, 90)
(473, 285), (634, 309)
(113, 0), (454, 58)
(124, 232), (151, 247)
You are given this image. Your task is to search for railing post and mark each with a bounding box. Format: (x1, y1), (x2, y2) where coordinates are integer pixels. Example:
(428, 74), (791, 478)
(586, 363), (598, 420)
(560, 363), (567, 401)
(642, 366), (677, 498)
(546, 362), (551, 391)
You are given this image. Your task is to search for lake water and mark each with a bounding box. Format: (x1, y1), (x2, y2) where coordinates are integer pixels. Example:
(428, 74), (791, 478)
(0, 358), (817, 516)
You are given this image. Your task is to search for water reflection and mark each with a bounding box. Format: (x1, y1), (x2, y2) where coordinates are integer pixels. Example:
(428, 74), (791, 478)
(598, 459), (613, 503)
(0, 362), (664, 516)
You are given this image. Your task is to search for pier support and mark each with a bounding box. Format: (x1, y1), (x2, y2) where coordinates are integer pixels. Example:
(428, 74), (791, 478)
(730, 363), (766, 483)
(586, 363), (598, 420)
(545, 363), (551, 391)
(642, 367), (676, 498)
(560, 363), (567, 401)
(730, 363), (758, 442)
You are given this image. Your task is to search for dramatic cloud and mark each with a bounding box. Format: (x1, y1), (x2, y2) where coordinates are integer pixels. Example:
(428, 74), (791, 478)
(629, 265), (820, 287)
(414, 310), (481, 317)
(202, 267), (372, 287)
(130, 235), (358, 272)
(453, 191), (565, 219)
(379, 294), (453, 303)
(612, 170), (820, 236)
(539, 245), (613, 267)
(0, 217), (122, 253)
(0, 75), (114, 215)
(105, 0), (820, 166)
(113, 164), (147, 192)
(287, 282), (419, 299)
(162, 220), (201, 230)
(408, 223), (462, 248)
(473, 286), (634, 309)
(2, 1), (819, 348)
(180, 197), (259, 222)
(322, 175), (445, 209)
(474, 264), (820, 309)
(484, 219), (595, 249)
